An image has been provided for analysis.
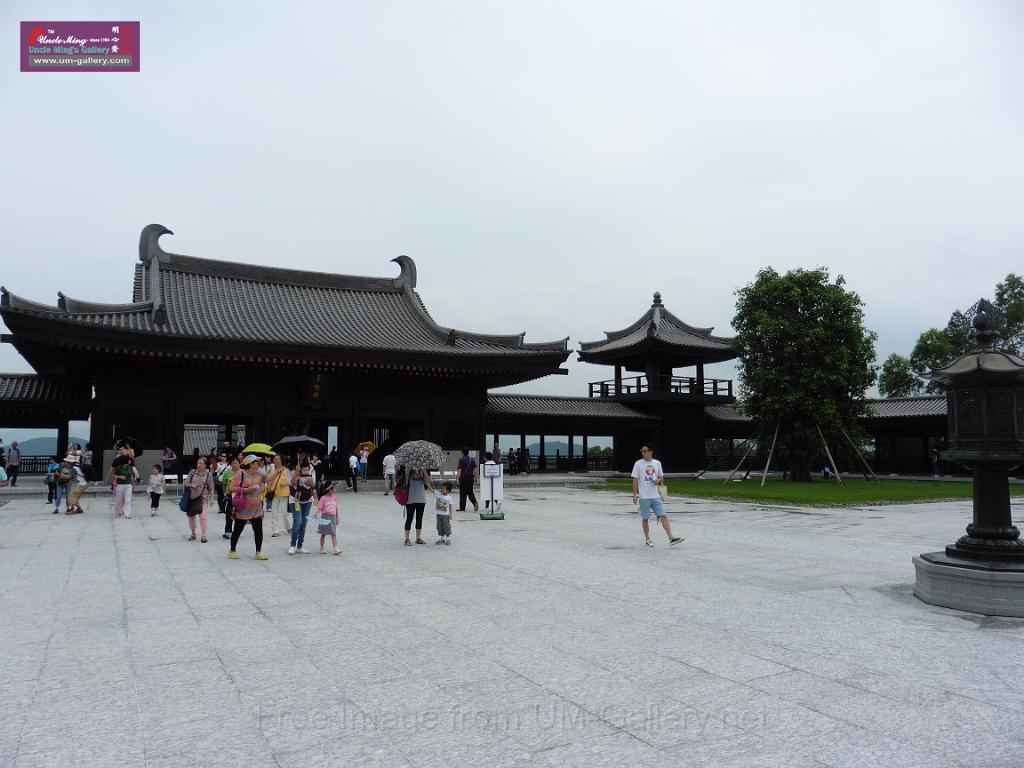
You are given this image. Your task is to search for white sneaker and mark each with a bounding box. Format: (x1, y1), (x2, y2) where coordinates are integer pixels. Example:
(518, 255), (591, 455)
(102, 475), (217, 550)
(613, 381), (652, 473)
(124, 513), (131, 519)
(645, 539), (654, 547)
(297, 548), (310, 554)
(288, 546), (296, 555)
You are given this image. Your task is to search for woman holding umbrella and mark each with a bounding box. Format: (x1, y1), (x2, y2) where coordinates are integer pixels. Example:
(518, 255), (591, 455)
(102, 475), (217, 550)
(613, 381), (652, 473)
(403, 467), (431, 546)
(395, 440), (445, 546)
(229, 455), (268, 560)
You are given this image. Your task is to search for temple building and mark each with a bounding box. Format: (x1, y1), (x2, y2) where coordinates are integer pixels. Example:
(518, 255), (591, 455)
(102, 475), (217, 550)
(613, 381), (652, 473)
(0, 225), (570, 474)
(0, 224), (952, 476)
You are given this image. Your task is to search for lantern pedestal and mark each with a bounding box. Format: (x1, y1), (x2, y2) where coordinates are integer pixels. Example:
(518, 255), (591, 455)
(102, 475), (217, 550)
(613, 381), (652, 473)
(913, 305), (1024, 616)
(913, 552), (1024, 618)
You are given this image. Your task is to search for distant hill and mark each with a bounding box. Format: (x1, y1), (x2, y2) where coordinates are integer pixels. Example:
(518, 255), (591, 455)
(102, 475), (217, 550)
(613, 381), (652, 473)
(8, 436), (88, 457)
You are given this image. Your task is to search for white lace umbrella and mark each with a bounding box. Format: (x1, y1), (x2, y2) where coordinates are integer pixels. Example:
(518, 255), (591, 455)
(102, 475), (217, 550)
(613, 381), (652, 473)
(393, 440), (446, 471)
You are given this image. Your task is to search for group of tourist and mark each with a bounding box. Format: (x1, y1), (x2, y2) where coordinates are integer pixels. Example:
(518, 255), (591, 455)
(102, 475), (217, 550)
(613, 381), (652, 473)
(504, 447), (532, 476)
(33, 437), (684, 549)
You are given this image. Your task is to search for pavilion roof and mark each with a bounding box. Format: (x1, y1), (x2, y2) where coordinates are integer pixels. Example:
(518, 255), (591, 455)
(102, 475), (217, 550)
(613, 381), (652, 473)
(578, 292), (735, 367)
(1, 225), (569, 385)
(704, 395), (949, 425)
(0, 373), (91, 419)
(486, 393), (657, 424)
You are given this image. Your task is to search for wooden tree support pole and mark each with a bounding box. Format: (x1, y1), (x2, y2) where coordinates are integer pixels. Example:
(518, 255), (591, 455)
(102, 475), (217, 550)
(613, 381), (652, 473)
(817, 424), (843, 486)
(760, 422), (781, 488)
(840, 426), (879, 485)
(697, 432), (756, 479)
(725, 432), (759, 484)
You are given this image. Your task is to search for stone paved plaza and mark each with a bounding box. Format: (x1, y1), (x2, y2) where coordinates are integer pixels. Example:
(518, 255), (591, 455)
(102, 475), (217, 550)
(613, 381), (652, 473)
(2, 485), (1024, 767)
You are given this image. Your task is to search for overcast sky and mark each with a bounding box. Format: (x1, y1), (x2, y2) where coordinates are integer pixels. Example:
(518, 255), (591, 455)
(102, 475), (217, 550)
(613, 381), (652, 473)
(2, 0), (1023, 421)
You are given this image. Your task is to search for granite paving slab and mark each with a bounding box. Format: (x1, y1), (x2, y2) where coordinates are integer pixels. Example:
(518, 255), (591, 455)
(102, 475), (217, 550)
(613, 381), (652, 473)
(2, 488), (1023, 767)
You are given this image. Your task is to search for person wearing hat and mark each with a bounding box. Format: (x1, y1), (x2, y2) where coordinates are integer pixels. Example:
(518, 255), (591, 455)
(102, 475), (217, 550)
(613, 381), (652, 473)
(64, 454), (89, 515)
(106, 444), (138, 519)
(229, 454), (268, 560)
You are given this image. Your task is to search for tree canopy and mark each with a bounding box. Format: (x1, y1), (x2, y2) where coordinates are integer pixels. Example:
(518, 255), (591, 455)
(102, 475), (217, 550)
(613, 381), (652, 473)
(899, 273), (1024, 393)
(733, 267), (877, 482)
(878, 354), (921, 398)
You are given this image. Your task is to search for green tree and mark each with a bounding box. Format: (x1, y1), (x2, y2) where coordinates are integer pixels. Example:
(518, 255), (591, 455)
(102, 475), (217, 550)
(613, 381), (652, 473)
(995, 273), (1024, 353)
(878, 354), (921, 397)
(733, 267), (877, 482)
(910, 328), (957, 393)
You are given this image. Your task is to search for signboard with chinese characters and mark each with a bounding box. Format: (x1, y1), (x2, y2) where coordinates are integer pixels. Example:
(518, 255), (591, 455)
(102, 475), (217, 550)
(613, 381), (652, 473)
(21, 22), (140, 72)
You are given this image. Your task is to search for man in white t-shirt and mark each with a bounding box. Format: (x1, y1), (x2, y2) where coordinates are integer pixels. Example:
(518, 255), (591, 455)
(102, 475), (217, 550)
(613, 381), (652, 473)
(348, 453), (359, 493)
(631, 443), (683, 547)
(382, 453), (397, 494)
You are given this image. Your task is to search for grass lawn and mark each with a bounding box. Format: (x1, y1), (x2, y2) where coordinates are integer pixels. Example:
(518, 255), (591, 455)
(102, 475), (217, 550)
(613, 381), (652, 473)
(596, 477), (1024, 505)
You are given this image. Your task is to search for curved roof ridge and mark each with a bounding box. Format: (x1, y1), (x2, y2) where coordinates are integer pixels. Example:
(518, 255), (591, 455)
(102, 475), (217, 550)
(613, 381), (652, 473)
(137, 223), (407, 293)
(579, 308), (654, 350)
(657, 308), (716, 337)
(1, 288), (63, 314)
(57, 292), (153, 315)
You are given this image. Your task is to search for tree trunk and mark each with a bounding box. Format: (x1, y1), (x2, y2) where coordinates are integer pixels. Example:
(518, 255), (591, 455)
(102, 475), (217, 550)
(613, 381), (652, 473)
(789, 453), (813, 483)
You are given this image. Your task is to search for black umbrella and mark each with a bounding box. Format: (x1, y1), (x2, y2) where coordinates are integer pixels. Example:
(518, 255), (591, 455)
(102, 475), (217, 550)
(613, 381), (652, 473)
(114, 436), (144, 457)
(273, 435), (327, 454)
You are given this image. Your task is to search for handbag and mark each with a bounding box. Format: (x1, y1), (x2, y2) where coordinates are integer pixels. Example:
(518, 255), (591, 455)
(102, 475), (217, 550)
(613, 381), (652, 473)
(317, 515), (333, 530)
(178, 487), (191, 513)
(394, 467), (409, 506)
(187, 495), (204, 516)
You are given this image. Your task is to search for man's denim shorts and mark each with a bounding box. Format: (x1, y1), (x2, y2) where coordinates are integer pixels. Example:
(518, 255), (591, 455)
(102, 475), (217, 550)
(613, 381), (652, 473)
(638, 497), (665, 520)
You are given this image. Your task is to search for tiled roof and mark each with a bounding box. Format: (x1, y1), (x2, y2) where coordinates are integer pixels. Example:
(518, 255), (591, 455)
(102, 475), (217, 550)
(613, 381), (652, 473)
(705, 404), (751, 423)
(865, 396), (947, 420)
(578, 292), (735, 363)
(0, 373), (88, 403)
(487, 394), (657, 423)
(704, 396), (948, 425)
(0, 373), (91, 416)
(1, 224), (569, 365)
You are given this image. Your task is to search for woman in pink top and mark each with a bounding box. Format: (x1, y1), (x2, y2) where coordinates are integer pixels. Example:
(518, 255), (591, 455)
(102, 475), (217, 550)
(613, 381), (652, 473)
(316, 481), (340, 555)
(229, 455), (267, 560)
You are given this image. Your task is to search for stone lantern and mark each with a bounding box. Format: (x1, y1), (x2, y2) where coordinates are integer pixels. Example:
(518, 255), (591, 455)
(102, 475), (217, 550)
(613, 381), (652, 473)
(913, 301), (1024, 616)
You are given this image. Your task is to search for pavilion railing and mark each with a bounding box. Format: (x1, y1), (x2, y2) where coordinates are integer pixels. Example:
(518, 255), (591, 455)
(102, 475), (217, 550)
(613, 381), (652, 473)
(588, 375), (733, 398)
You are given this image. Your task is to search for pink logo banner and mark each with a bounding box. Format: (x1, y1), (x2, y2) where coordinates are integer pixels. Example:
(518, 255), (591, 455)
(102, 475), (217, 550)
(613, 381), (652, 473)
(21, 21), (140, 72)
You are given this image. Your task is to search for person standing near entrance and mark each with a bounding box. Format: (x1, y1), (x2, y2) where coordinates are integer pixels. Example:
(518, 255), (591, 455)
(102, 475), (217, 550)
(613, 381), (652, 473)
(348, 452), (359, 492)
(456, 448), (479, 512)
(288, 460), (316, 555)
(229, 455), (268, 559)
(220, 457), (240, 539)
(382, 451), (396, 494)
(108, 445), (137, 519)
(631, 443), (683, 547)
(266, 454), (292, 538)
(65, 456), (89, 514)
(359, 447), (369, 480)
(6, 441), (20, 486)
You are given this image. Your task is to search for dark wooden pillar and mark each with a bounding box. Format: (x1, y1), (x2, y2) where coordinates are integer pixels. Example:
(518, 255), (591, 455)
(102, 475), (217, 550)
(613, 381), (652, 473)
(614, 365), (622, 396)
(581, 435), (589, 472)
(539, 435), (545, 472)
(696, 361), (705, 394)
(568, 433), (574, 472)
(56, 420), (69, 458)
